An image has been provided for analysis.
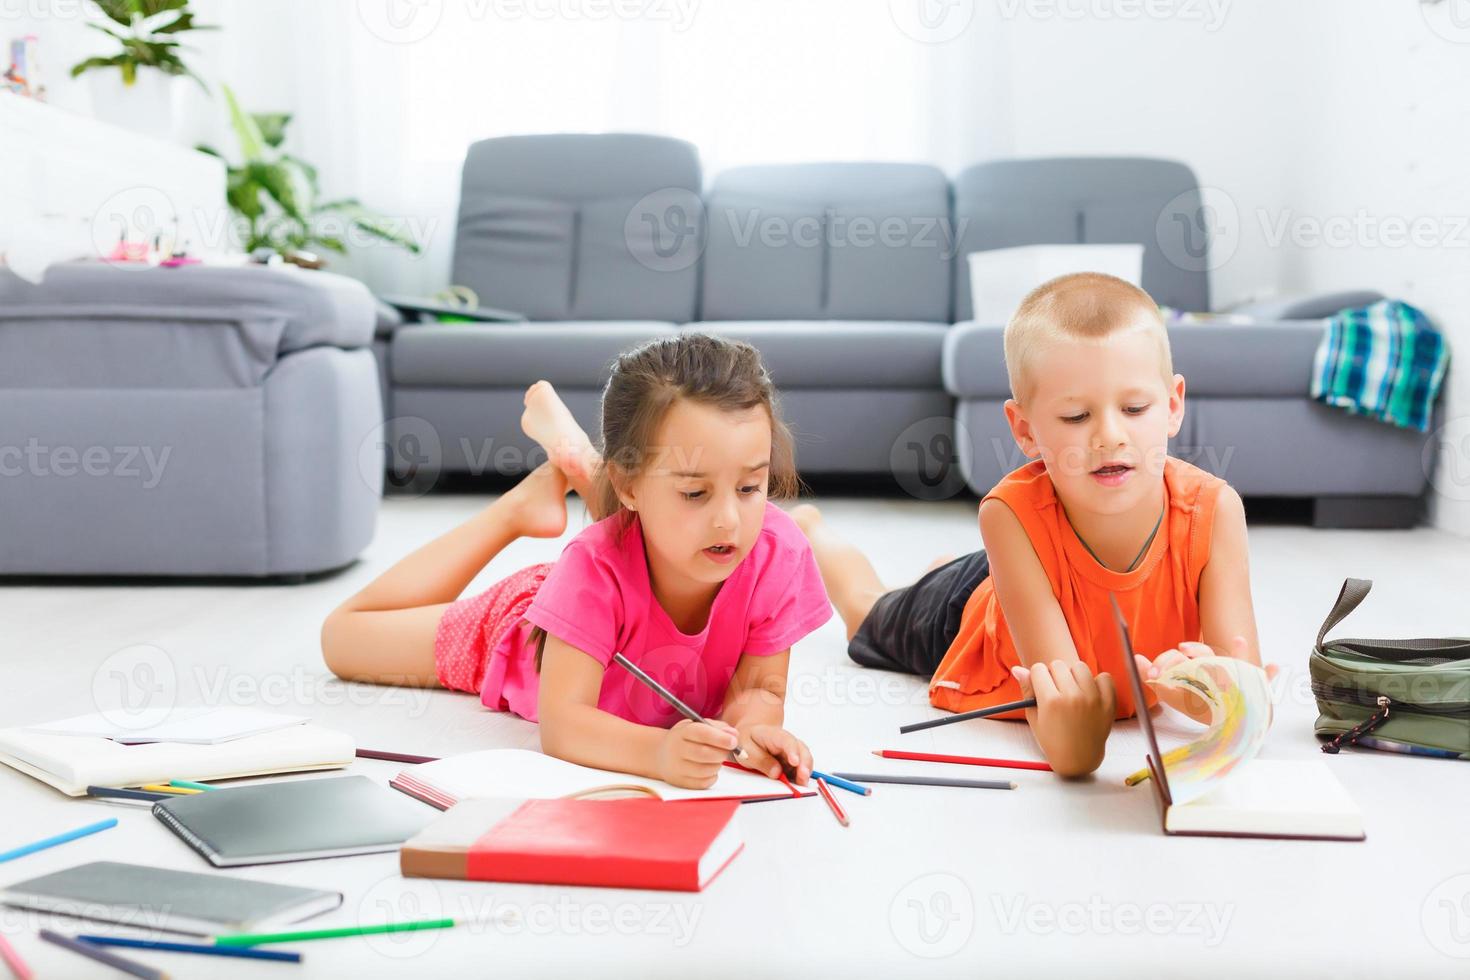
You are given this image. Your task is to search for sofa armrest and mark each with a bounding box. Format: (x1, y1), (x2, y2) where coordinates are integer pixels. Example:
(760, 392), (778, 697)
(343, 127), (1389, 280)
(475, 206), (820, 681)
(1226, 289), (1384, 322)
(0, 262), (377, 354)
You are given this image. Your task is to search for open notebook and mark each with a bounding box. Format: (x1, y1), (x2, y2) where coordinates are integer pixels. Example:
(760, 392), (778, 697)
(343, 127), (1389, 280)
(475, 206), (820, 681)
(390, 749), (810, 810)
(1112, 596), (1365, 841)
(0, 724), (356, 795)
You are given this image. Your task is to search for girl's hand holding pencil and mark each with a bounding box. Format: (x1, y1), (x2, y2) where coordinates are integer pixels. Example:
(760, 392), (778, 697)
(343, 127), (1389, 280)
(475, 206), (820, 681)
(656, 719), (745, 789)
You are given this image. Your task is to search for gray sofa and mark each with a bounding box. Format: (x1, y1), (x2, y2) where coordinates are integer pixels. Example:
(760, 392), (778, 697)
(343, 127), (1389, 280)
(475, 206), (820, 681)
(383, 134), (1438, 528)
(0, 263), (381, 577)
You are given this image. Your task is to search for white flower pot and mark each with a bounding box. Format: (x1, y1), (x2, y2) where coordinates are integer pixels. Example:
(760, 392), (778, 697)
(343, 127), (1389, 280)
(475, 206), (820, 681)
(88, 69), (181, 141)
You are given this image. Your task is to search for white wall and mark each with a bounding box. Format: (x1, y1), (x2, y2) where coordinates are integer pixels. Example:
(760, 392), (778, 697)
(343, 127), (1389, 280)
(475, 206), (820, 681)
(9, 0), (1469, 531)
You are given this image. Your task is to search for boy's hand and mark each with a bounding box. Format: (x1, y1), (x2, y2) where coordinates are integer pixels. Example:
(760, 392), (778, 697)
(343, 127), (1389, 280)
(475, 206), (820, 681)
(1136, 636), (1279, 723)
(1011, 660), (1116, 777)
(738, 724), (813, 785)
(655, 719), (740, 790)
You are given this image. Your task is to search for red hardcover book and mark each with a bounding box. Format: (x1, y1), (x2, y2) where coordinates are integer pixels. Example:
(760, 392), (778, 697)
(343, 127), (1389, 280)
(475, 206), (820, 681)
(401, 797), (744, 892)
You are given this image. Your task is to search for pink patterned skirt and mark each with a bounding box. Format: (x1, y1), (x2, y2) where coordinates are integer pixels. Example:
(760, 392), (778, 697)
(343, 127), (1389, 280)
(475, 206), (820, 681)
(433, 562), (554, 695)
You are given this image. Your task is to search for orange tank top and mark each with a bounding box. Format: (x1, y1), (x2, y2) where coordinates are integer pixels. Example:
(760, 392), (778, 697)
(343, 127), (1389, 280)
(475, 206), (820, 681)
(929, 455), (1225, 720)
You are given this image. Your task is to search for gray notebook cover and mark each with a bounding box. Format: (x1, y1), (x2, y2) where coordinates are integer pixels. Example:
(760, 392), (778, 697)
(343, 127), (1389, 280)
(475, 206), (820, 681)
(0, 860), (342, 934)
(153, 775), (432, 867)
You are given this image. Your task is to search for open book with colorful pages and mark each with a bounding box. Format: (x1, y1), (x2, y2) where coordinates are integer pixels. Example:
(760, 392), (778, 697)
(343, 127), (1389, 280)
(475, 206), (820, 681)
(389, 748), (810, 810)
(1112, 596), (1364, 841)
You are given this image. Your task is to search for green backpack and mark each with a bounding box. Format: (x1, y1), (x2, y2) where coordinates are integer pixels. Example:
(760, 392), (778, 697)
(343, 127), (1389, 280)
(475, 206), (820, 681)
(1311, 578), (1470, 758)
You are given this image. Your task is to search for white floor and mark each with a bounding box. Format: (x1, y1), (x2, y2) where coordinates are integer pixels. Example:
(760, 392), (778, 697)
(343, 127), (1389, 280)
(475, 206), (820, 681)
(2, 493), (1469, 978)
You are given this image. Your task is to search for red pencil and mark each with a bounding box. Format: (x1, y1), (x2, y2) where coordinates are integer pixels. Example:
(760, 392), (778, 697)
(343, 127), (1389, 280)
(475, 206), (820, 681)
(774, 771), (802, 797)
(872, 749), (1053, 772)
(814, 777), (849, 827)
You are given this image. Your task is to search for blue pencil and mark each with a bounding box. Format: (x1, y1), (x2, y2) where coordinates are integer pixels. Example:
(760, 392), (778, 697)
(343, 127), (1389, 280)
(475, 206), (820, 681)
(0, 818), (118, 863)
(810, 770), (871, 797)
(76, 935), (302, 963)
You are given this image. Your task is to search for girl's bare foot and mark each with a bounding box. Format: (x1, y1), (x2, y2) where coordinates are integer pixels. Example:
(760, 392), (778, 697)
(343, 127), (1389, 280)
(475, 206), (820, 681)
(924, 553), (958, 573)
(502, 462), (570, 539)
(789, 503), (822, 536)
(521, 381), (598, 494)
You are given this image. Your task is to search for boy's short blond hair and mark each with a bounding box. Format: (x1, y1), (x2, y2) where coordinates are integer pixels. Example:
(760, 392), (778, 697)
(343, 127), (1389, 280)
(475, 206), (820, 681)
(1003, 272), (1172, 405)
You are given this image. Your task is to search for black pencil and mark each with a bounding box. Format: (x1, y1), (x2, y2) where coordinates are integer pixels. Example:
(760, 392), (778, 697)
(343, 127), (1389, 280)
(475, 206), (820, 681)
(85, 785), (171, 803)
(829, 773), (1016, 791)
(357, 748), (440, 765)
(40, 929), (166, 980)
(898, 697), (1038, 734)
(612, 653), (749, 765)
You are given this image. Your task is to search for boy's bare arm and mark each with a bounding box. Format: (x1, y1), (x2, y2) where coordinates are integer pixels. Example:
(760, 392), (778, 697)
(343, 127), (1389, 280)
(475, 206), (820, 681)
(980, 498), (1115, 777)
(1197, 486), (1262, 664)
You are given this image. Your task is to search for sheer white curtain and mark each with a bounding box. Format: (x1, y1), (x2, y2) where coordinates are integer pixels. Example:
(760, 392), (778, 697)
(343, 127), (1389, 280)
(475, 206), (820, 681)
(207, 0), (1007, 294)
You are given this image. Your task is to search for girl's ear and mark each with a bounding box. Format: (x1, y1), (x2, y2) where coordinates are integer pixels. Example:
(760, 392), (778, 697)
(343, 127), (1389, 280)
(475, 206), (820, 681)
(1004, 398), (1041, 459)
(610, 466), (639, 512)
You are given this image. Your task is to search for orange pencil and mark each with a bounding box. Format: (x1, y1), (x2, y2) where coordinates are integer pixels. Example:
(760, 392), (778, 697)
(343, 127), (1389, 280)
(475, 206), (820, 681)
(814, 777), (849, 827)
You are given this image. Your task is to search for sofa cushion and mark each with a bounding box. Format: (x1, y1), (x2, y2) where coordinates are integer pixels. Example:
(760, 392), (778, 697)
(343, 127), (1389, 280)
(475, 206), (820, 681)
(700, 163), (953, 323)
(391, 321), (680, 388)
(685, 321), (947, 389)
(0, 264), (375, 389)
(951, 158), (1211, 322)
(452, 134), (702, 323)
(943, 320), (1329, 399)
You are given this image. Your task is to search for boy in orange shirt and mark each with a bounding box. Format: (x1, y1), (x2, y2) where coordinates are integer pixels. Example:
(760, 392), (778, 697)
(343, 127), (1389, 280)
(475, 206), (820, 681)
(794, 272), (1265, 776)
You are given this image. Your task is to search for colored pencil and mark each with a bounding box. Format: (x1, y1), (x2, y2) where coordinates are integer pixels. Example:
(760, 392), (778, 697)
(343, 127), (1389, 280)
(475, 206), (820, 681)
(168, 780), (218, 792)
(809, 770), (872, 796)
(830, 772), (1016, 791)
(814, 777), (849, 827)
(0, 818), (117, 864)
(38, 930), (165, 980)
(773, 771), (801, 797)
(611, 653), (749, 765)
(899, 697), (1037, 734)
(0, 932), (32, 980)
(140, 784), (201, 795)
(872, 750), (1053, 772)
(85, 785), (170, 803)
(75, 935), (301, 963)
(214, 918), (457, 947)
(356, 748), (440, 765)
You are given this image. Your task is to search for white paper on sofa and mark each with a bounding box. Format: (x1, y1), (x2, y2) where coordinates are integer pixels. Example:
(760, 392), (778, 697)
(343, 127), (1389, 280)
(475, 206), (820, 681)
(967, 243), (1145, 326)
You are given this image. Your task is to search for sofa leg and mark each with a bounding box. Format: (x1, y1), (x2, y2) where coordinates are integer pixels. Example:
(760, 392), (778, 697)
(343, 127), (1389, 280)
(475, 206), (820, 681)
(1312, 495), (1422, 529)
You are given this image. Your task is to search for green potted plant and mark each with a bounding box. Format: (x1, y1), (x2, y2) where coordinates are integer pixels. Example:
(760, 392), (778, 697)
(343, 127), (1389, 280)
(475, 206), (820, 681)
(70, 0), (214, 138)
(198, 86), (423, 267)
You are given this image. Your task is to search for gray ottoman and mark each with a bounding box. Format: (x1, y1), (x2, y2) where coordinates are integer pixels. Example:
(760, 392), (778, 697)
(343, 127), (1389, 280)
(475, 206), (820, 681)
(0, 263), (382, 577)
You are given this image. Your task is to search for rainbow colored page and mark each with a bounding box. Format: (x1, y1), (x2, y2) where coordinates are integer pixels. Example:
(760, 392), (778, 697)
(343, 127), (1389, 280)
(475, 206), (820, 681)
(1140, 657), (1274, 806)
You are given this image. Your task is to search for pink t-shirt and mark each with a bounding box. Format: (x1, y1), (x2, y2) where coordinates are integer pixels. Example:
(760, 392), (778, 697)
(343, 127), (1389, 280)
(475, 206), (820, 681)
(482, 502), (832, 725)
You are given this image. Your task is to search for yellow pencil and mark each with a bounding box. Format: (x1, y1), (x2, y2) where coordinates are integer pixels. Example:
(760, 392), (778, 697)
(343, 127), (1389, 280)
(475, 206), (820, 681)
(140, 784), (201, 795)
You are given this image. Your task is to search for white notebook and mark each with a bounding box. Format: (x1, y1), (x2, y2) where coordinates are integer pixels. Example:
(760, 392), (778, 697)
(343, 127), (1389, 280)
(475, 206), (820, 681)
(390, 748), (808, 810)
(0, 724), (356, 796)
(26, 707), (307, 745)
(1162, 759), (1364, 839)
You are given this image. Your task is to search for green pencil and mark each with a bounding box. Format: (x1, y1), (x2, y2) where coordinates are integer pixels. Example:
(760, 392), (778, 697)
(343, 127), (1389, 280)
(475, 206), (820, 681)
(168, 779), (217, 792)
(214, 917), (457, 947)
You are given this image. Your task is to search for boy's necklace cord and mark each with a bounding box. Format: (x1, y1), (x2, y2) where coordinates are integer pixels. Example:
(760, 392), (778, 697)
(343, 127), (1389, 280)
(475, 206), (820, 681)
(1072, 502), (1165, 573)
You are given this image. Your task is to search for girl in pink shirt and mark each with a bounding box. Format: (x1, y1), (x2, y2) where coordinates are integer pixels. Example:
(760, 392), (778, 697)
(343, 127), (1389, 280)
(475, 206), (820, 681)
(322, 334), (832, 790)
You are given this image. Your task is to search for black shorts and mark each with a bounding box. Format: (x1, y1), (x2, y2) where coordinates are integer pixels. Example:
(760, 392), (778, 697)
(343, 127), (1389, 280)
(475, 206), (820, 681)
(847, 550), (990, 677)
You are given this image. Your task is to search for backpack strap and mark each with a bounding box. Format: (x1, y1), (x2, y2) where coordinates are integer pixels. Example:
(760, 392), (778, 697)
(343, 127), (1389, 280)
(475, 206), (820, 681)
(1315, 578), (1373, 652)
(1316, 577), (1470, 663)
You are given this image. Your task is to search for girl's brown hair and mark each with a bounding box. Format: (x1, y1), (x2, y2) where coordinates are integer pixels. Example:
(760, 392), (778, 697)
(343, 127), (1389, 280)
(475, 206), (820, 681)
(531, 332), (798, 669)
